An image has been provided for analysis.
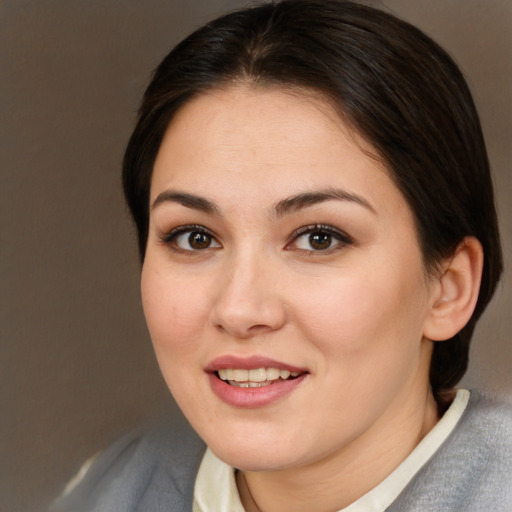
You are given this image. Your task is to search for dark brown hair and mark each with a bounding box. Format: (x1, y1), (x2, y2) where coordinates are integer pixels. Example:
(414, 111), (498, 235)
(122, 0), (503, 403)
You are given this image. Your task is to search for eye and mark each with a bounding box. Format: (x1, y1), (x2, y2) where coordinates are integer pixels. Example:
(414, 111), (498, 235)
(162, 225), (221, 252)
(290, 224), (352, 252)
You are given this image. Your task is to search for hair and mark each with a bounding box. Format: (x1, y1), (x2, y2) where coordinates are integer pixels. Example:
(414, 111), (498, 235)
(122, 0), (502, 406)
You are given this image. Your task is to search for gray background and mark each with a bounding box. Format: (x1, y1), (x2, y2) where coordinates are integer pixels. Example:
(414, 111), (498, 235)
(2, 1), (511, 511)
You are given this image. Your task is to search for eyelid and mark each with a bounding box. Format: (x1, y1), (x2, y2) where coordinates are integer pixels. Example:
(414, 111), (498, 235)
(159, 224), (221, 251)
(286, 224), (354, 252)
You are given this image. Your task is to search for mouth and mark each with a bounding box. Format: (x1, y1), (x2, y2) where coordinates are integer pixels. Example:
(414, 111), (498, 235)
(216, 367), (303, 388)
(206, 356), (309, 406)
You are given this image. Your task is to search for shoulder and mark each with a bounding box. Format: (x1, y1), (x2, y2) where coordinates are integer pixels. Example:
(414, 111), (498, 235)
(456, 391), (512, 471)
(462, 390), (512, 440)
(50, 409), (206, 512)
(390, 391), (512, 512)
(455, 390), (512, 479)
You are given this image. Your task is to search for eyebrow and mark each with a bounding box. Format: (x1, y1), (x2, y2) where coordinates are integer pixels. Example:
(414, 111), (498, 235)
(273, 188), (375, 217)
(151, 187), (375, 217)
(151, 191), (220, 215)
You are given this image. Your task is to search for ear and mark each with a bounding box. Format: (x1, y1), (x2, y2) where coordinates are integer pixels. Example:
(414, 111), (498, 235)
(423, 236), (484, 342)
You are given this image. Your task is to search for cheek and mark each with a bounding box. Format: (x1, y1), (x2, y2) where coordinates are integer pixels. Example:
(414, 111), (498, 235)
(140, 264), (211, 357)
(294, 264), (427, 363)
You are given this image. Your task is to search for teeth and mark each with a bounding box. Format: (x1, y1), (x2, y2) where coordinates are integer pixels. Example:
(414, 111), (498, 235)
(280, 369), (290, 379)
(266, 368), (280, 380)
(232, 369), (248, 381)
(232, 382), (268, 388)
(249, 368), (267, 382)
(217, 367), (301, 384)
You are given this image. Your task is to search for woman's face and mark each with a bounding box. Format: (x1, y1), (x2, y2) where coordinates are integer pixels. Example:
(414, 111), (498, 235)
(142, 86), (439, 472)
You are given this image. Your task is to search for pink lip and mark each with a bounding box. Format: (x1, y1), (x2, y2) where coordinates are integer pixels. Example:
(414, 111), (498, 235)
(205, 355), (307, 373)
(205, 355), (309, 408)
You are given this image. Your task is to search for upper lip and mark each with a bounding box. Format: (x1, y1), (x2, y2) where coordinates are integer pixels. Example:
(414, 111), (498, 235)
(205, 355), (308, 374)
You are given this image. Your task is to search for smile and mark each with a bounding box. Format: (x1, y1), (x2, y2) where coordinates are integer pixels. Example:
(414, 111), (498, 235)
(217, 367), (301, 387)
(206, 357), (309, 407)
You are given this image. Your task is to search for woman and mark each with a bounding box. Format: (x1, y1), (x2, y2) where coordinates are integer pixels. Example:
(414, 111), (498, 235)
(53, 0), (511, 510)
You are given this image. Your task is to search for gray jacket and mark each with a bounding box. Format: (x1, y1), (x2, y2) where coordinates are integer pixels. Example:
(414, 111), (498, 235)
(51, 392), (512, 511)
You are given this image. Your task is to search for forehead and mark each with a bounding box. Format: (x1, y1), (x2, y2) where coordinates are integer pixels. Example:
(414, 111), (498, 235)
(151, 85), (390, 196)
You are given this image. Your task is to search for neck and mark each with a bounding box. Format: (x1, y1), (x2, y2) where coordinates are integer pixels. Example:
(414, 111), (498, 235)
(237, 388), (439, 512)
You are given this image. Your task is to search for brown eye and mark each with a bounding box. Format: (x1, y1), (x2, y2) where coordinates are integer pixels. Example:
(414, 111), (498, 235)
(189, 232), (212, 249)
(309, 232), (332, 250)
(169, 227), (221, 251)
(291, 224), (353, 253)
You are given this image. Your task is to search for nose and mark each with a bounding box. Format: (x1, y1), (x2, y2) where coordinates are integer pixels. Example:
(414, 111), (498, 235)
(209, 251), (286, 339)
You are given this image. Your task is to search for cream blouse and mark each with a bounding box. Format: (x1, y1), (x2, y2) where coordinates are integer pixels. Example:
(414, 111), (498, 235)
(193, 389), (470, 512)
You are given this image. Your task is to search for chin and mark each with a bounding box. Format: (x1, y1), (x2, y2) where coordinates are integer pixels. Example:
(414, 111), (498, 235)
(202, 425), (314, 472)
(211, 444), (298, 472)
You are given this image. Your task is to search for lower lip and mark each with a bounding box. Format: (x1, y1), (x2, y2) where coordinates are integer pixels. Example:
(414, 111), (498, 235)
(208, 373), (308, 408)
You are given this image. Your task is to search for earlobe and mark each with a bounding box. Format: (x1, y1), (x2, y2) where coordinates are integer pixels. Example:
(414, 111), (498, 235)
(423, 237), (484, 342)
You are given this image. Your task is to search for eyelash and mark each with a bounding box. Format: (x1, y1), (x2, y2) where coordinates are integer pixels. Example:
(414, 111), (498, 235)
(160, 224), (221, 253)
(287, 224), (353, 254)
(159, 223), (353, 254)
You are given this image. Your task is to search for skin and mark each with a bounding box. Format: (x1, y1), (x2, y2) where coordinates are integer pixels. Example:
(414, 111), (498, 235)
(141, 85), (443, 511)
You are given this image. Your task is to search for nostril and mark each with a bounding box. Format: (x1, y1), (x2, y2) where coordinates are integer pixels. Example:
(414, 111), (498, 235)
(209, 282), (286, 338)
(248, 324), (276, 333)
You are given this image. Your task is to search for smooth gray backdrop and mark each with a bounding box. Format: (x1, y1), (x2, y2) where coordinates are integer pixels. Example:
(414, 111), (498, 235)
(2, 1), (511, 511)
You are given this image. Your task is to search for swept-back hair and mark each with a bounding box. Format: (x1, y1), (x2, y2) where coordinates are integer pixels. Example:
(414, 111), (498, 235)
(122, 0), (503, 404)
